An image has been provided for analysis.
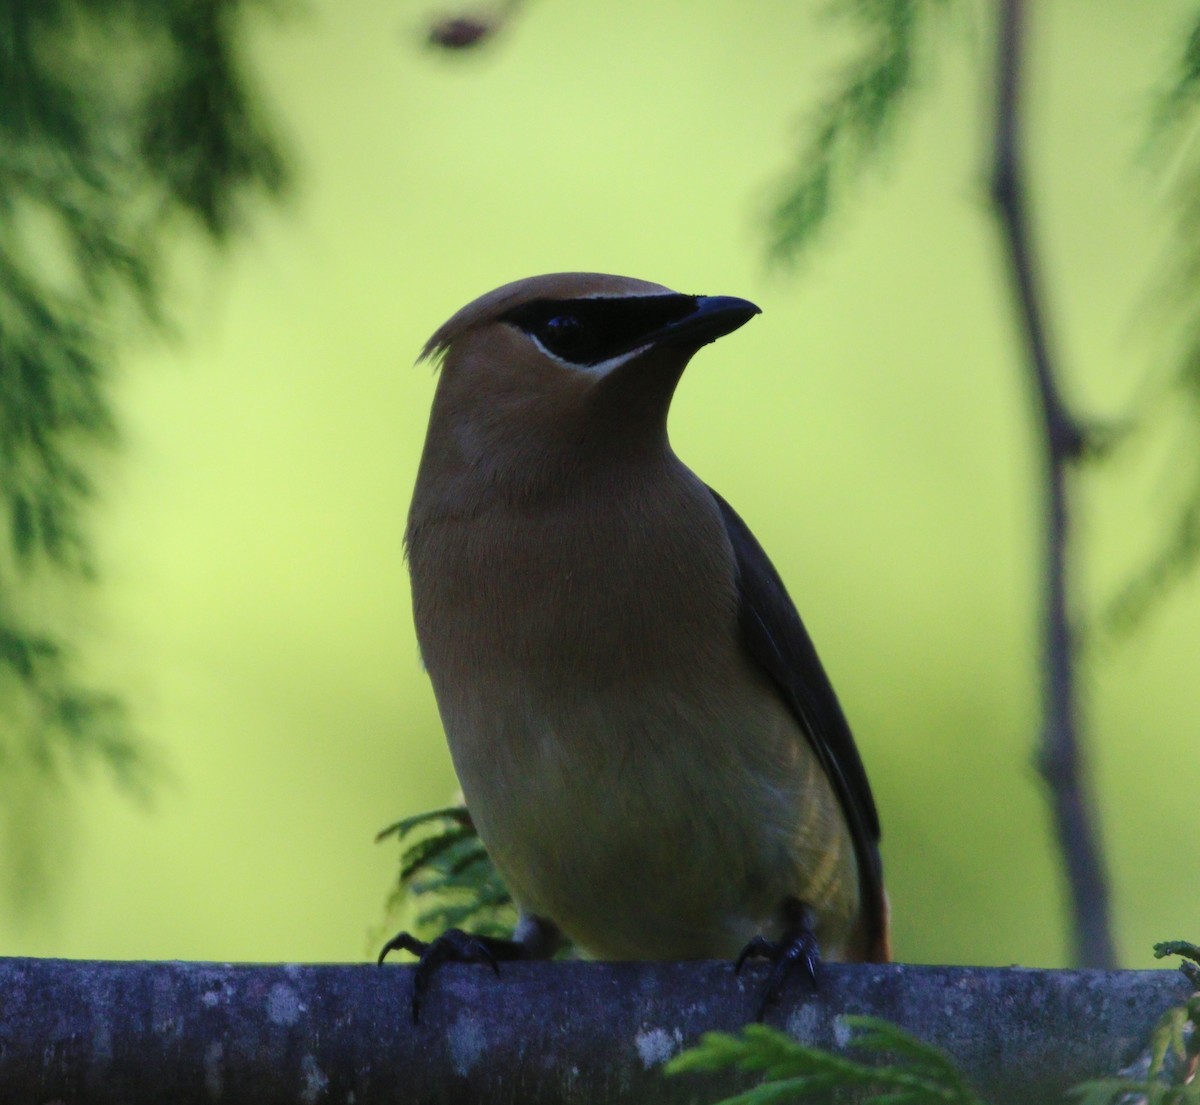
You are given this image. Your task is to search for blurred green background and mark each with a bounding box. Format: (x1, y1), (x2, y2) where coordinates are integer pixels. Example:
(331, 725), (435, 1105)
(4, 0), (1197, 971)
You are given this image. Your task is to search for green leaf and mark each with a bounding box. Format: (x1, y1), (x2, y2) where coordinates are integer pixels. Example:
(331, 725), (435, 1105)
(767, 0), (962, 265)
(0, 0), (291, 823)
(378, 805), (525, 945)
(666, 1019), (986, 1105)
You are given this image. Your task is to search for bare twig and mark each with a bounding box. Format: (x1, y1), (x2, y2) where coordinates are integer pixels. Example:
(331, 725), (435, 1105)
(989, 0), (1116, 967)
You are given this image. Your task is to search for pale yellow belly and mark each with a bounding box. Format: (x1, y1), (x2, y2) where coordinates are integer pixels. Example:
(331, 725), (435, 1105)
(436, 668), (862, 961)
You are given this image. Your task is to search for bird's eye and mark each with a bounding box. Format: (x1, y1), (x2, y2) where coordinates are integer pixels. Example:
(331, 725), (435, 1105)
(537, 314), (591, 359)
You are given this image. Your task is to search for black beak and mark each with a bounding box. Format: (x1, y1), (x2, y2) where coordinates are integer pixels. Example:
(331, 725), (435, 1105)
(652, 295), (761, 349)
(587, 292), (762, 421)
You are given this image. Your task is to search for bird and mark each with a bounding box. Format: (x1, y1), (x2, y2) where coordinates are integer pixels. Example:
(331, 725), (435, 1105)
(381, 272), (890, 1020)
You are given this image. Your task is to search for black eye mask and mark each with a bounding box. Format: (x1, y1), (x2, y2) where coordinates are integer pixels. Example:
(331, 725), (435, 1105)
(501, 294), (698, 366)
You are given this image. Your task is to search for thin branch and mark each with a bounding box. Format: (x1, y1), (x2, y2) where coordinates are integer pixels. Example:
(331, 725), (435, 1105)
(989, 0), (1116, 968)
(0, 957), (1186, 1104)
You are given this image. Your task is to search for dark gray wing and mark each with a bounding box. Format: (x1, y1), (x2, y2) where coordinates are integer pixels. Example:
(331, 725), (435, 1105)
(707, 485), (885, 952)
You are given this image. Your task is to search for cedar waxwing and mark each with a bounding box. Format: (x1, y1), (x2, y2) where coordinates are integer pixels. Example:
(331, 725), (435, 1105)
(382, 273), (890, 1019)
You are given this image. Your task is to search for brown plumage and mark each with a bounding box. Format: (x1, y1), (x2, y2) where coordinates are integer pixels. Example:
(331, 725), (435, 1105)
(403, 272), (889, 981)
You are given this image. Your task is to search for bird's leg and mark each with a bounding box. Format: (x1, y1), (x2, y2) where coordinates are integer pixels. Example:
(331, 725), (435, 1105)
(735, 897), (820, 1021)
(378, 913), (562, 1023)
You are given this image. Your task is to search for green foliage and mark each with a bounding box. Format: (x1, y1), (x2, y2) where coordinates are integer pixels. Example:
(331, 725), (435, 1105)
(0, 0), (288, 797)
(666, 1016), (986, 1105)
(761, 0), (1200, 641)
(378, 806), (518, 941)
(767, 0), (962, 265)
(1069, 942), (1200, 1105)
(1068, 1003), (1200, 1104)
(1149, 9), (1200, 135)
(666, 977), (1200, 1105)
(1104, 4), (1200, 636)
(0, 624), (145, 786)
(1156, 940), (1200, 988)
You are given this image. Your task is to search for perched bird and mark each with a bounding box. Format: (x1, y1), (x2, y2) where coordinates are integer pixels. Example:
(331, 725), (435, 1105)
(382, 273), (889, 1019)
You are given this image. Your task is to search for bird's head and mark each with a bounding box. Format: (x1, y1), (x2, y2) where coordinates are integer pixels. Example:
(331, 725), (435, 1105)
(414, 273), (760, 502)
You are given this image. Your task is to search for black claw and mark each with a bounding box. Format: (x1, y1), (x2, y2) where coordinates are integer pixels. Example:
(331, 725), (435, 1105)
(378, 928), (517, 1024)
(735, 900), (821, 1021)
(759, 930), (819, 1018)
(734, 935), (773, 974)
(377, 930), (427, 966)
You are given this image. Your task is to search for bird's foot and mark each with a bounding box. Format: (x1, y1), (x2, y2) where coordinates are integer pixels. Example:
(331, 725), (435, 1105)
(735, 899), (820, 1021)
(377, 928), (523, 1024)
